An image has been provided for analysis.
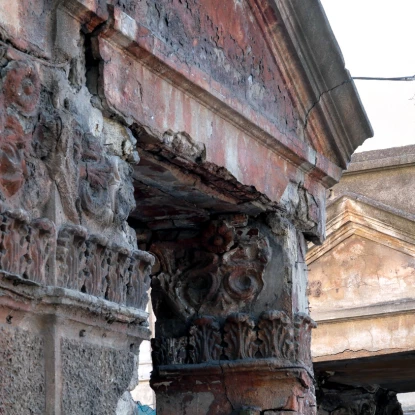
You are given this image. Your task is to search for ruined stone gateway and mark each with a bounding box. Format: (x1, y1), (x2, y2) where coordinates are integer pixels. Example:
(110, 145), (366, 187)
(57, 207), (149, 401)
(0, 0), (372, 414)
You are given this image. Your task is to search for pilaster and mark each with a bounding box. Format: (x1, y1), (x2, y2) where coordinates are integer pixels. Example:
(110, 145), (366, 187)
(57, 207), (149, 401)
(149, 215), (317, 414)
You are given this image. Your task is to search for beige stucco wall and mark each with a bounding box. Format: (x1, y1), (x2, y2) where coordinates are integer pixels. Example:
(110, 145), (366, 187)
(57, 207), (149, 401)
(309, 146), (415, 368)
(309, 234), (415, 314)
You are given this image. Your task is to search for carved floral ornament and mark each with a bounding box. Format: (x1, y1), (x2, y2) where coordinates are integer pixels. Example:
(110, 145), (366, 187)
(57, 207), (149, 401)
(0, 54), (136, 228)
(0, 204), (154, 311)
(0, 203), (54, 284)
(150, 219), (271, 318)
(151, 311), (316, 368)
(0, 56), (150, 311)
(0, 60), (40, 198)
(55, 224), (155, 309)
(3, 60), (40, 116)
(150, 219), (316, 368)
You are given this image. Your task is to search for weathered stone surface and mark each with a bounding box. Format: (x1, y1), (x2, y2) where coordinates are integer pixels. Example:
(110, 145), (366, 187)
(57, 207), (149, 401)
(151, 219), (272, 320)
(0, 204), (154, 309)
(153, 364), (316, 415)
(0, 276), (149, 415)
(316, 382), (403, 415)
(0, 325), (45, 415)
(116, 391), (139, 415)
(149, 214), (317, 413)
(107, 0), (299, 136)
(0, 0), (371, 413)
(332, 145), (415, 217)
(61, 339), (135, 415)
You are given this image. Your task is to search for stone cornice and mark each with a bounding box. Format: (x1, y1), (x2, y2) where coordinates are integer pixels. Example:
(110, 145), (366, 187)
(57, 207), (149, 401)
(312, 310), (415, 362)
(312, 298), (415, 324)
(327, 194), (415, 238)
(0, 275), (150, 337)
(256, 0), (373, 169)
(345, 151), (415, 175)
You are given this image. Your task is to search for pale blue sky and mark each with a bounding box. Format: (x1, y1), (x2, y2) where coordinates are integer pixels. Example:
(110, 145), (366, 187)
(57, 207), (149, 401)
(321, 0), (415, 152)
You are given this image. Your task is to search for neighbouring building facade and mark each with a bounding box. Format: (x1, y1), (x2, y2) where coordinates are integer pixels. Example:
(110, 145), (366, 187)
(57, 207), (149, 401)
(309, 145), (415, 415)
(0, 0), (372, 414)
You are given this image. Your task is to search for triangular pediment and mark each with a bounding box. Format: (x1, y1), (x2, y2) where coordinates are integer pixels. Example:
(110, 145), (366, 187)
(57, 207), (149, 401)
(140, 0), (372, 169)
(124, 0), (299, 139)
(307, 193), (415, 264)
(94, 0), (371, 179)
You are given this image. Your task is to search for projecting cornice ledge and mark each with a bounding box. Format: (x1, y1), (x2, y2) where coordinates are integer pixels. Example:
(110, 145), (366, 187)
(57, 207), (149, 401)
(273, 0), (374, 169)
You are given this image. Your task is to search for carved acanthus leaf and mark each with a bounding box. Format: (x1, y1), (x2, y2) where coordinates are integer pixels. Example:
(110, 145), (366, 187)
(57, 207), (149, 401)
(151, 310), (316, 368)
(0, 206), (55, 284)
(223, 313), (257, 360)
(258, 310), (295, 360)
(55, 224), (154, 309)
(189, 316), (222, 363)
(151, 336), (188, 366)
(26, 218), (55, 285)
(56, 224), (88, 290)
(294, 313), (317, 368)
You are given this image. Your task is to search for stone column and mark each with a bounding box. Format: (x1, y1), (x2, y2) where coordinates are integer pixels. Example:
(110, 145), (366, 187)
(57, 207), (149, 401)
(316, 382), (403, 415)
(149, 213), (317, 414)
(0, 8), (154, 413)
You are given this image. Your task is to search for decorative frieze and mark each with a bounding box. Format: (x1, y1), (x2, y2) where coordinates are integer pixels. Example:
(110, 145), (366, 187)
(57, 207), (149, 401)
(0, 207), (154, 310)
(151, 311), (316, 368)
(0, 206), (55, 284)
(0, 55), (151, 311)
(55, 224), (154, 308)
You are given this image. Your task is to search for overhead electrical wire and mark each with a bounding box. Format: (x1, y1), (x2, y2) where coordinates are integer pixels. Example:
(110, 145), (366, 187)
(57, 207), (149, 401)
(353, 75), (415, 81)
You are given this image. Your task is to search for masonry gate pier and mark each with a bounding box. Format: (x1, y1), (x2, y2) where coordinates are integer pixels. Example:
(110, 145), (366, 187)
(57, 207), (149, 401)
(0, 0), (372, 413)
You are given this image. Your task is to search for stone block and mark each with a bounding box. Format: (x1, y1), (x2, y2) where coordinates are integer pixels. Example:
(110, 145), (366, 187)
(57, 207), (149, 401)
(0, 325), (46, 414)
(61, 339), (135, 415)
